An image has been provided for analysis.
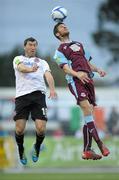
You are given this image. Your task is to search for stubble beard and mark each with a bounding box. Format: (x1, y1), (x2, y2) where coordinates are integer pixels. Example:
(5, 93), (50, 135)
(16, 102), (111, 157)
(62, 31), (70, 40)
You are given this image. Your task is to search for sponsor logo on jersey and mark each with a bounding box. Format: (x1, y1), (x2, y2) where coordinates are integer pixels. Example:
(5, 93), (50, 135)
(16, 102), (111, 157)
(80, 92), (86, 97)
(63, 46), (67, 50)
(70, 44), (81, 52)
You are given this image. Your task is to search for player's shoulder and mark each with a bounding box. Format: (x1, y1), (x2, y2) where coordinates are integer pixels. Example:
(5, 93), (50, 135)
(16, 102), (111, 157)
(13, 55), (24, 65)
(58, 41), (79, 51)
(57, 43), (67, 53)
(58, 42), (67, 48)
(13, 55), (23, 61)
(39, 58), (49, 66)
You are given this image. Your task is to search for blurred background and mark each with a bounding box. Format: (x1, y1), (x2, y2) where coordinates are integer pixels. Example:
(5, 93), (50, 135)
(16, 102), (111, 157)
(0, 0), (119, 179)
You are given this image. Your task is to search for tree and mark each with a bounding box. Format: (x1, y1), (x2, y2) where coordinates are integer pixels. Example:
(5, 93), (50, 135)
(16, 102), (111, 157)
(0, 46), (23, 87)
(93, 0), (119, 66)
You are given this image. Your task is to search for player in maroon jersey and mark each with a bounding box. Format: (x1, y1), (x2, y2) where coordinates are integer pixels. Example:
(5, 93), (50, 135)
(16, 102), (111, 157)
(53, 23), (110, 160)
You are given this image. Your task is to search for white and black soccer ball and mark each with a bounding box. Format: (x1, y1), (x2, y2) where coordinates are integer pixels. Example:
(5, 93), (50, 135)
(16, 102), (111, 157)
(51, 6), (67, 23)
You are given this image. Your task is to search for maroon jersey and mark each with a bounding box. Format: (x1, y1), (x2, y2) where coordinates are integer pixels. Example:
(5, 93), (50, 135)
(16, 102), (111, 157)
(58, 41), (92, 74)
(53, 41), (96, 105)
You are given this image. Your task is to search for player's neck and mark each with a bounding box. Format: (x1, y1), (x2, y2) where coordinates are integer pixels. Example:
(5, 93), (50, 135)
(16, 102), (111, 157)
(25, 53), (36, 58)
(60, 36), (71, 43)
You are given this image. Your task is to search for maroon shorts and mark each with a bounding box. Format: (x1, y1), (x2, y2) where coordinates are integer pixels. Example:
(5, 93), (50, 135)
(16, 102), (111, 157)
(68, 79), (96, 106)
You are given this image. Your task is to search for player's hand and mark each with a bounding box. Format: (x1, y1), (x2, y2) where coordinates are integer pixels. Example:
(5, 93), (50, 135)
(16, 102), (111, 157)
(97, 69), (106, 77)
(31, 63), (39, 72)
(48, 90), (57, 99)
(76, 71), (90, 84)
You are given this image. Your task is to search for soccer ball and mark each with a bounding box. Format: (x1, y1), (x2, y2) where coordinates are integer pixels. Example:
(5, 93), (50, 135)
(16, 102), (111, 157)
(51, 6), (67, 23)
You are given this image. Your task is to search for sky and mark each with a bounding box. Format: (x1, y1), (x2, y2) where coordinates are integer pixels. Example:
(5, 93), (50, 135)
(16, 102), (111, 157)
(0, 0), (110, 69)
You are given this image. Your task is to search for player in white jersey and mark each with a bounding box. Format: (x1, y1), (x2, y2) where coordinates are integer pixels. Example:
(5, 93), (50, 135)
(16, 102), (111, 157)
(13, 37), (57, 165)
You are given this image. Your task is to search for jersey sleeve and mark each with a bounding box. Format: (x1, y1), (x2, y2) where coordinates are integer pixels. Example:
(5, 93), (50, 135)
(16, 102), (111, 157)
(42, 60), (51, 73)
(13, 56), (23, 69)
(53, 50), (68, 68)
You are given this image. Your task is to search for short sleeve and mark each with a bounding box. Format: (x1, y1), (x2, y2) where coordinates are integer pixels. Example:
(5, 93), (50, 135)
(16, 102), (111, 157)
(42, 60), (51, 73)
(53, 50), (68, 68)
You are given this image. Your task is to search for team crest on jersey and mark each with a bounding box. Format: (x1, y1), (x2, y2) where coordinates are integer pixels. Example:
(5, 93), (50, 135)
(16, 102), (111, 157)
(63, 46), (67, 50)
(80, 92), (86, 97)
(70, 44), (80, 52)
(34, 57), (40, 62)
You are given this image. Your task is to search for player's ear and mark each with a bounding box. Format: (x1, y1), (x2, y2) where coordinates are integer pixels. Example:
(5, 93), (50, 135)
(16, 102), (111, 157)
(56, 32), (60, 38)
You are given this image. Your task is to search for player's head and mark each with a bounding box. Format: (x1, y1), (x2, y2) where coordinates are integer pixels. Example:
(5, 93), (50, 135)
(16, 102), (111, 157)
(53, 23), (69, 40)
(24, 37), (38, 57)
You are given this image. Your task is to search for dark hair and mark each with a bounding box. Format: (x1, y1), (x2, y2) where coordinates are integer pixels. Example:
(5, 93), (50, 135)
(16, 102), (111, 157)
(53, 22), (64, 39)
(24, 37), (38, 46)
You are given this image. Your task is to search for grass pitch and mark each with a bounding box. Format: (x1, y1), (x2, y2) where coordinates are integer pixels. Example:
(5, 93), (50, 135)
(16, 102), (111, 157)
(1, 173), (119, 180)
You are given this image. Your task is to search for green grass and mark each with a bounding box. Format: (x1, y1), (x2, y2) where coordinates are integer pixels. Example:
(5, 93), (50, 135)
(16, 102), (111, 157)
(1, 173), (119, 180)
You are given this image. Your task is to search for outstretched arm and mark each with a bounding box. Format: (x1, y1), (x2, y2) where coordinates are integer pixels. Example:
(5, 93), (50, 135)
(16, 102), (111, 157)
(44, 71), (57, 98)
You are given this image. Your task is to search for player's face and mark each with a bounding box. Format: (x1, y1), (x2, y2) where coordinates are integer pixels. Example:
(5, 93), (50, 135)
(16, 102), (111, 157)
(56, 24), (69, 39)
(24, 41), (37, 57)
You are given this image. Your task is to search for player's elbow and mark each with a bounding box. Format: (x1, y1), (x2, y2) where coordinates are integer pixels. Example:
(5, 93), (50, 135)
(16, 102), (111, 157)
(63, 65), (69, 74)
(64, 69), (68, 74)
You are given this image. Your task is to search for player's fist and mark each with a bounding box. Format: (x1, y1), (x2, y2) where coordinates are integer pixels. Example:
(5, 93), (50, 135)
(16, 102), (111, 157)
(32, 63), (39, 72)
(97, 69), (106, 77)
